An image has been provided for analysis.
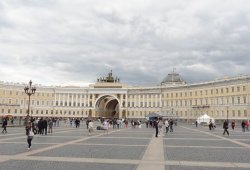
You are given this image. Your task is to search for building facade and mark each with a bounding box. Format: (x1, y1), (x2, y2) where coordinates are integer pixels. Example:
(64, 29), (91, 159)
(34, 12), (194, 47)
(0, 71), (250, 121)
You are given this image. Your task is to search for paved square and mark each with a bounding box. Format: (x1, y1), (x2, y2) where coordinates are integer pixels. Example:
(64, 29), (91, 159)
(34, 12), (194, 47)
(1, 123), (250, 170)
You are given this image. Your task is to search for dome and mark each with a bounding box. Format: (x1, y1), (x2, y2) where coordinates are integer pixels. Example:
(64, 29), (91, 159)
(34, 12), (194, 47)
(161, 70), (186, 85)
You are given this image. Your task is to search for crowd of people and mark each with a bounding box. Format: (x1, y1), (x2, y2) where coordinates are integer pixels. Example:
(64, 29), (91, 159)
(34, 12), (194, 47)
(2, 116), (250, 151)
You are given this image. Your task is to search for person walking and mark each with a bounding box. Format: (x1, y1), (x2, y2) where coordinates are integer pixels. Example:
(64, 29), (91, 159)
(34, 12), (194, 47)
(245, 120), (249, 132)
(195, 120), (198, 128)
(223, 120), (229, 136)
(88, 120), (94, 135)
(231, 120), (235, 130)
(169, 119), (174, 132)
(154, 119), (159, 138)
(241, 120), (246, 132)
(48, 119), (53, 134)
(2, 118), (8, 134)
(165, 119), (169, 134)
(103, 120), (109, 134)
(26, 122), (34, 150)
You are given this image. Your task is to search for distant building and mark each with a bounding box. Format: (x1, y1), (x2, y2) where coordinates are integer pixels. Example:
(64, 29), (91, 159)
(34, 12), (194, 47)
(0, 70), (249, 122)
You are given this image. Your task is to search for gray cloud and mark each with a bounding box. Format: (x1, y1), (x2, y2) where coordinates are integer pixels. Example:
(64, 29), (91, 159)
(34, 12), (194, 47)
(0, 0), (250, 86)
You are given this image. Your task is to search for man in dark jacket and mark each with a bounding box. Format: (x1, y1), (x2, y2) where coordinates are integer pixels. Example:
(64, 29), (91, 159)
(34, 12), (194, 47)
(223, 120), (229, 136)
(2, 119), (8, 134)
(154, 119), (159, 137)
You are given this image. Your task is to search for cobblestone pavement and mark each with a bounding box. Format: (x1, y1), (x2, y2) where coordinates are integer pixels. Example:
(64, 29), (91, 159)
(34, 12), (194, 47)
(0, 123), (250, 170)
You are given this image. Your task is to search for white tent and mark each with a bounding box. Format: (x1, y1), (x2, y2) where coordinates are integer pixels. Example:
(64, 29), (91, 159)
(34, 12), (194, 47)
(196, 114), (214, 124)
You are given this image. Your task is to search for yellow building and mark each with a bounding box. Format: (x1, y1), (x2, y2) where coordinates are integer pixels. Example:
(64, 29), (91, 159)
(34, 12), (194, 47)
(0, 71), (249, 122)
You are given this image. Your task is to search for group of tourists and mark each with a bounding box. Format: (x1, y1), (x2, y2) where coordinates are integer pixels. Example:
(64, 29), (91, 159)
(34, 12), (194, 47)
(154, 118), (175, 138)
(195, 119), (249, 136)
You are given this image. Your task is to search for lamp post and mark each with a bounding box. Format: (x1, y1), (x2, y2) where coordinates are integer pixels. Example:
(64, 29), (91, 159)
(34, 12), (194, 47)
(226, 105), (229, 122)
(24, 80), (36, 125)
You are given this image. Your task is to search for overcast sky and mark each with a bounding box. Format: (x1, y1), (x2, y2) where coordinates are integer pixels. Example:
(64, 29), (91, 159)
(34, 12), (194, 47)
(0, 0), (250, 87)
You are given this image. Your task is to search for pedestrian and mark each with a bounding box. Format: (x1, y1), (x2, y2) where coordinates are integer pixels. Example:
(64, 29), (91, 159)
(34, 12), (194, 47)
(241, 120), (246, 132)
(195, 120), (198, 127)
(169, 119), (174, 132)
(231, 120), (235, 130)
(223, 120), (229, 136)
(26, 122), (34, 150)
(86, 119), (89, 129)
(88, 120), (94, 135)
(158, 119), (163, 136)
(209, 119), (213, 130)
(245, 120), (249, 132)
(165, 119), (169, 134)
(48, 119), (53, 133)
(2, 118), (8, 134)
(154, 119), (159, 138)
(103, 120), (109, 134)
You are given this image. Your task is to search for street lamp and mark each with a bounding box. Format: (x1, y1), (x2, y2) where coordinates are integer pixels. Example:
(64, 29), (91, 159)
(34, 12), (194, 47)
(24, 80), (36, 124)
(226, 105), (229, 122)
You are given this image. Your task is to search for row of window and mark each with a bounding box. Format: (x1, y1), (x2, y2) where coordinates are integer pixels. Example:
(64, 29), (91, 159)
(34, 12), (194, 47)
(1, 98), (54, 107)
(127, 101), (161, 108)
(1, 90), (55, 97)
(175, 110), (248, 117)
(1, 108), (88, 116)
(164, 86), (246, 98)
(164, 96), (247, 107)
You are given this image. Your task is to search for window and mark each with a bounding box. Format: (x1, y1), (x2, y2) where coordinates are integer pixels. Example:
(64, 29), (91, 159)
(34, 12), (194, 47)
(237, 86), (240, 92)
(238, 110), (241, 117)
(1, 109), (4, 113)
(190, 92), (192, 96)
(226, 88), (229, 93)
(216, 89), (218, 94)
(243, 86), (246, 91)
(243, 96), (247, 104)
(37, 101), (39, 106)
(211, 90), (213, 94)
(238, 97), (240, 104)
(15, 109), (17, 113)
(232, 87), (234, 92)
(244, 110), (247, 117)
(8, 99), (11, 104)
(232, 97), (234, 104)
(221, 88), (223, 94)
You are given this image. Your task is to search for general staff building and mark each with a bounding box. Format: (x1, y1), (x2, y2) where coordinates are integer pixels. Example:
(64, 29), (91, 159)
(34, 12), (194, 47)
(0, 71), (249, 122)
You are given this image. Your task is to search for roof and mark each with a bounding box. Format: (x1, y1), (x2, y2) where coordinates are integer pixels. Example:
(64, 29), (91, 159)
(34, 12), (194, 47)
(161, 70), (186, 85)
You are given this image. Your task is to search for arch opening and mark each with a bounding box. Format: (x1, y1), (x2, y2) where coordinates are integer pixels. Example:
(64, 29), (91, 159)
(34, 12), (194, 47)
(95, 95), (119, 118)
